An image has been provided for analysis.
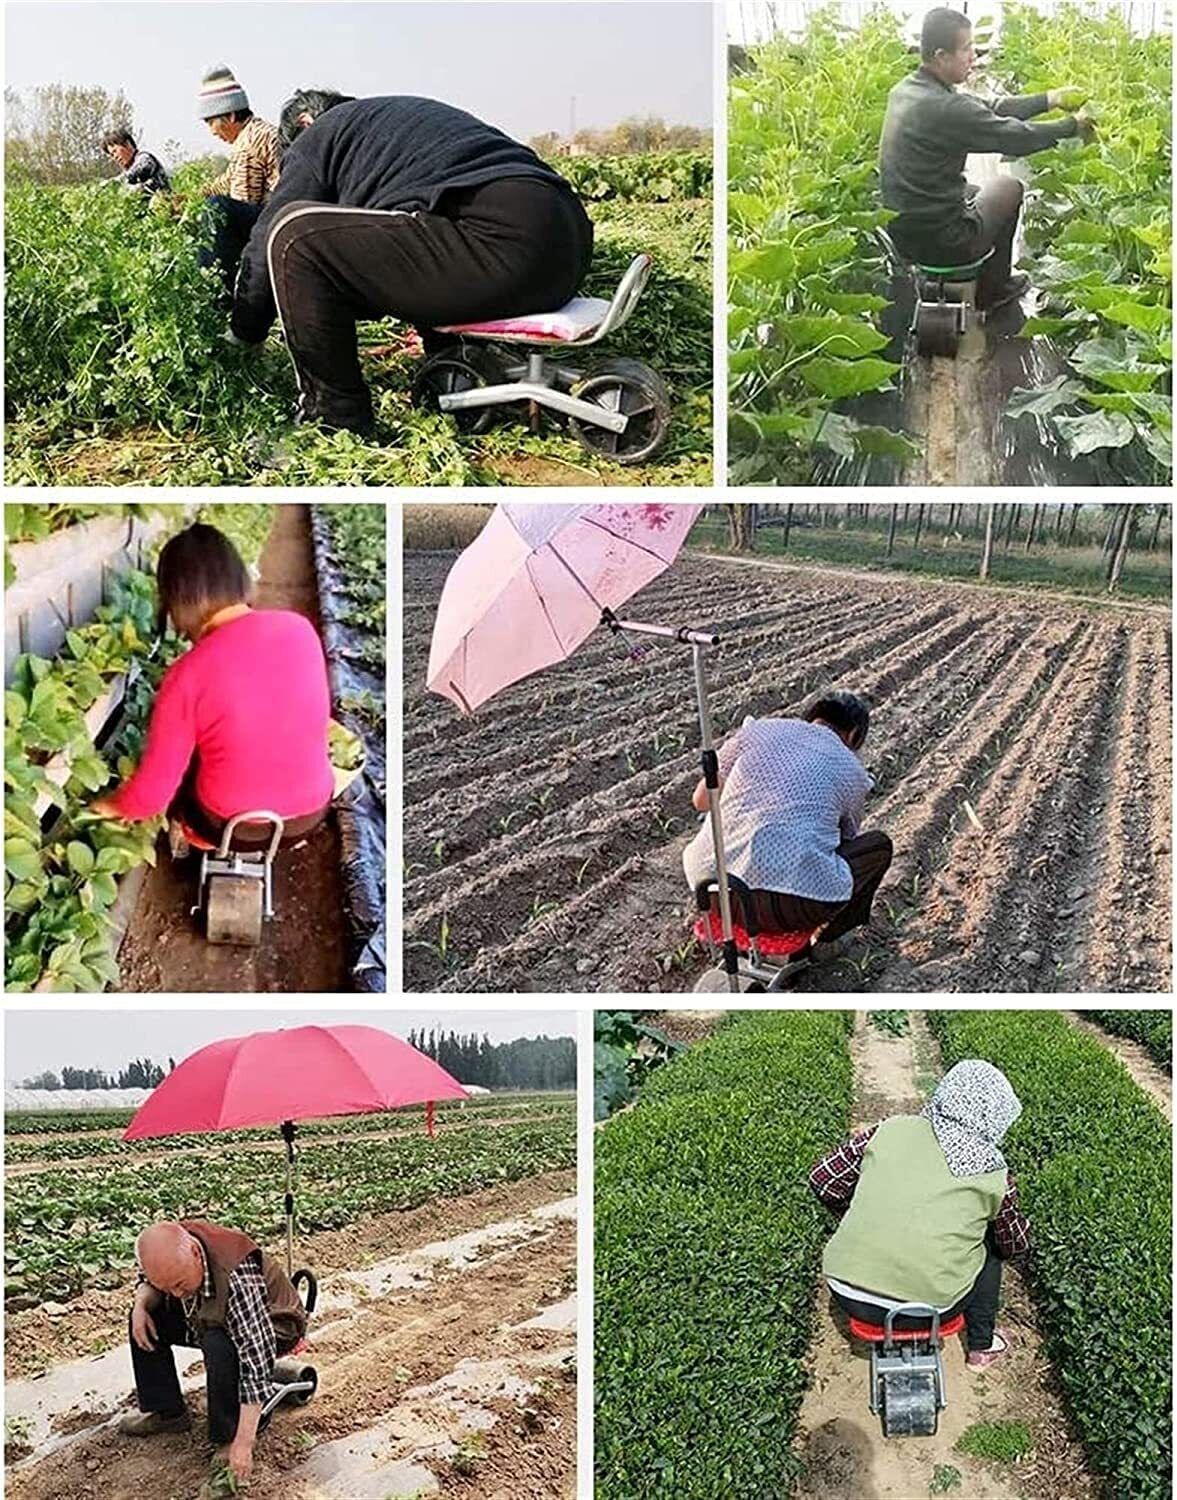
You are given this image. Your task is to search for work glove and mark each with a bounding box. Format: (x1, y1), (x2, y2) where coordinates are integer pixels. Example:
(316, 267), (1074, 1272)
(1073, 108), (1098, 143)
(1047, 86), (1087, 111)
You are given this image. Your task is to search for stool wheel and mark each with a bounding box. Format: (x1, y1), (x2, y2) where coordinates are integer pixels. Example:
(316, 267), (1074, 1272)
(915, 302), (962, 357)
(413, 343), (509, 434)
(569, 357), (671, 465)
(206, 875), (263, 946)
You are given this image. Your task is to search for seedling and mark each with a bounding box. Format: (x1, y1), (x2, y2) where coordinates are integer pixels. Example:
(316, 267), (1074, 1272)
(956, 1420), (1034, 1463)
(451, 1432), (487, 1476)
(929, 1466), (963, 1494)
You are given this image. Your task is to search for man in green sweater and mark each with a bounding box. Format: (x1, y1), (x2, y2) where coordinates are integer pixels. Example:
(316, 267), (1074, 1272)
(880, 7), (1095, 310)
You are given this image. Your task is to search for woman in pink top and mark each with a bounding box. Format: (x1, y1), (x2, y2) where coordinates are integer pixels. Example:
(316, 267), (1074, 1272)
(91, 524), (335, 849)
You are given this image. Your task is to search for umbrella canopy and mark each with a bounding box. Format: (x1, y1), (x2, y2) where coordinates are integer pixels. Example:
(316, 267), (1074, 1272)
(427, 501), (702, 712)
(124, 1025), (468, 1139)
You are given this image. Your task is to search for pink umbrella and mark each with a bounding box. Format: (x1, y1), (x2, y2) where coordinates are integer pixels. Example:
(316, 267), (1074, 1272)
(427, 502), (742, 992)
(427, 501), (702, 712)
(125, 1025), (469, 1271)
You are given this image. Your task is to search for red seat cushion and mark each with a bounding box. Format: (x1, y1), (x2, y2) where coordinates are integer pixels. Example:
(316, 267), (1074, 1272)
(849, 1312), (965, 1343)
(692, 907), (816, 957)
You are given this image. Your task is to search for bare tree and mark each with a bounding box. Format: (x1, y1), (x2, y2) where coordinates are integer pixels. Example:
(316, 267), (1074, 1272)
(1107, 506), (1138, 594)
(5, 83), (135, 184)
(1104, 506), (1129, 579)
(782, 503), (794, 550)
(1067, 503), (1082, 546)
(913, 504), (926, 548)
(1024, 503), (1040, 552)
(1148, 505), (1166, 551)
(725, 504), (757, 552)
(979, 505), (997, 580)
(887, 504), (898, 557)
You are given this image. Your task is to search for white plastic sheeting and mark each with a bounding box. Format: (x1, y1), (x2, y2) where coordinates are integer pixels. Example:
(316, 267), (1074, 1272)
(5, 1088), (152, 1113)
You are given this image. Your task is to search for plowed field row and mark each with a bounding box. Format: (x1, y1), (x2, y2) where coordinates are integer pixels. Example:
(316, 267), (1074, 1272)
(403, 553), (1172, 993)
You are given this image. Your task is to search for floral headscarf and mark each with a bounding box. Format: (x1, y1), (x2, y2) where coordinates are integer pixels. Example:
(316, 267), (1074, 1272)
(922, 1059), (1021, 1177)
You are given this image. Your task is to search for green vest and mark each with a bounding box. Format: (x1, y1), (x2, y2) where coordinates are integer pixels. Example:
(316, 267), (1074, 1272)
(822, 1115), (1006, 1307)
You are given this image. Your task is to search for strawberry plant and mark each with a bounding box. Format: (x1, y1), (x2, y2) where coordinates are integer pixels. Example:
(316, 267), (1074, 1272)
(994, 3), (1171, 477)
(4, 1118), (575, 1302)
(4, 505), (273, 990)
(729, 6), (918, 483)
(595, 1011), (853, 1498)
(929, 1010), (1171, 1500)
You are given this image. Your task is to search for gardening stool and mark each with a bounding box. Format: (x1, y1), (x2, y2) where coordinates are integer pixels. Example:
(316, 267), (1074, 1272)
(189, 810), (285, 946)
(692, 876), (822, 992)
(413, 254), (672, 464)
(875, 227), (992, 358)
(850, 1305), (964, 1437)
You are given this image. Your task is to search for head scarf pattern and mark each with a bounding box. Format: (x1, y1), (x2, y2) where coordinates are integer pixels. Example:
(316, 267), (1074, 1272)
(922, 1059), (1021, 1177)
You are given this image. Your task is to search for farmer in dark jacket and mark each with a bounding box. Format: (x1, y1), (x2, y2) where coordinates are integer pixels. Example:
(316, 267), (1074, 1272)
(120, 1219), (306, 1485)
(102, 128), (171, 196)
(880, 7), (1095, 309)
(228, 90), (594, 433)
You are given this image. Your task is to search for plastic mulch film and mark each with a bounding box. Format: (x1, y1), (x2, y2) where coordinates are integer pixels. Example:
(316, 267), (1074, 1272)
(309, 508), (386, 992)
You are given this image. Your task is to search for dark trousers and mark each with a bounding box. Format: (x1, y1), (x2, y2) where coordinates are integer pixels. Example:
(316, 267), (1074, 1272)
(831, 1227), (1003, 1352)
(752, 830), (893, 942)
(198, 196), (265, 292)
(169, 761), (329, 851)
(264, 176), (594, 430)
(129, 1299), (244, 1444)
(894, 176), (1025, 308)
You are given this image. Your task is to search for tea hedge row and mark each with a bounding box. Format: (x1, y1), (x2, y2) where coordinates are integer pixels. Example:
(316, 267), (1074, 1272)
(929, 1010), (1171, 1500)
(1089, 1009), (1172, 1073)
(5, 1118), (575, 1303)
(595, 1011), (853, 1498)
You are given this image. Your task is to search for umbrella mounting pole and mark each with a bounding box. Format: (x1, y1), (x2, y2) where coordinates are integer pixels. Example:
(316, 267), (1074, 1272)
(281, 1119), (296, 1277)
(601, 612), (739, 993)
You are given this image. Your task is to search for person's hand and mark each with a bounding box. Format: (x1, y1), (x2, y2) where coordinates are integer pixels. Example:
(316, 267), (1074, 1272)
(130, 1299), (158, 1352)
(226, 1436), (254, 1483)
(88, 796), (121, 819)
(1073, 108), (1098, 143)
(1047, 85), (1087, 111)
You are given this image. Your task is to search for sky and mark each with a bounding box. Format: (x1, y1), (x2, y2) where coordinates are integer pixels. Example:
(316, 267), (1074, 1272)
(5, 1007), (575, 1081)
(6, 1), (713, 160)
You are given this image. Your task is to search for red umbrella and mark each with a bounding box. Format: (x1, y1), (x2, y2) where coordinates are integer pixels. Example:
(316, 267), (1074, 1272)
(124, 1025), (469, 1271)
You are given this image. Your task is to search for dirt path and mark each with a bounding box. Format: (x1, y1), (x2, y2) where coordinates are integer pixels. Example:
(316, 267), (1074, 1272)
(6, 1189), (576, 1500)
(118, 504), (349, 993)
(792, 1014), (1093, 1500)
(1066, 1013), (1172, 1119)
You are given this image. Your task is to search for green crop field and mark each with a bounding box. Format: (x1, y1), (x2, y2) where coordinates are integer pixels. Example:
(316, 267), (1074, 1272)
(4, 155), (711, 487)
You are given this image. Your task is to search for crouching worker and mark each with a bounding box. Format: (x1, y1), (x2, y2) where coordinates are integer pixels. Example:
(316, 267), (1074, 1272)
(88, 523), (334, 854)
(120, 1219), (307, 1483)
(196, 65), (281, 290)
(810, 1060), (1030, 1366)
(682, 690), (893, 947)
(227, 89), (594, 434)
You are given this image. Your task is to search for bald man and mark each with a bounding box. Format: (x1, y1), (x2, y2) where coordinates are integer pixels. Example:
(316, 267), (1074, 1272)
(119, 1219), (306, 1484)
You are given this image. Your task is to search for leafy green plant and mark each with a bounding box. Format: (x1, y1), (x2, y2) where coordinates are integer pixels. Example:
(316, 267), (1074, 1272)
(5, 170), (711, 486)
(1089, 1009), (1171, 1072)
(867, 1009), (909, 1036)
(554, 151), (712, 202)
(928, 1010), (1171, 1500)
(729, 6), (918, 483)
(993, 3), (1171, 477)
(593, 1012), (684, 1120)
(4, 506), (273, 990)
(5, 1117), (575, 1304)
(956, 1419), (1034, 1463)
(929, 1465), (963, 1494)
(595, 1011), (854, 1498)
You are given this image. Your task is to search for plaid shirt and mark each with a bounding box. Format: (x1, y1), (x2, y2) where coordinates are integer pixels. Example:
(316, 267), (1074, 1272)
(208, 116), (280, 204)
(141, 1244), (277, 1406)
(809, 1124), (1031, 1258)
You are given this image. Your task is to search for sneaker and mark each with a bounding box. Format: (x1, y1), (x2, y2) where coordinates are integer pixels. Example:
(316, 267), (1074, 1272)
(979, 274), (1030, 312)
(118, 1409), (192, 1437)
(966, 1328), (1013, 1368)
